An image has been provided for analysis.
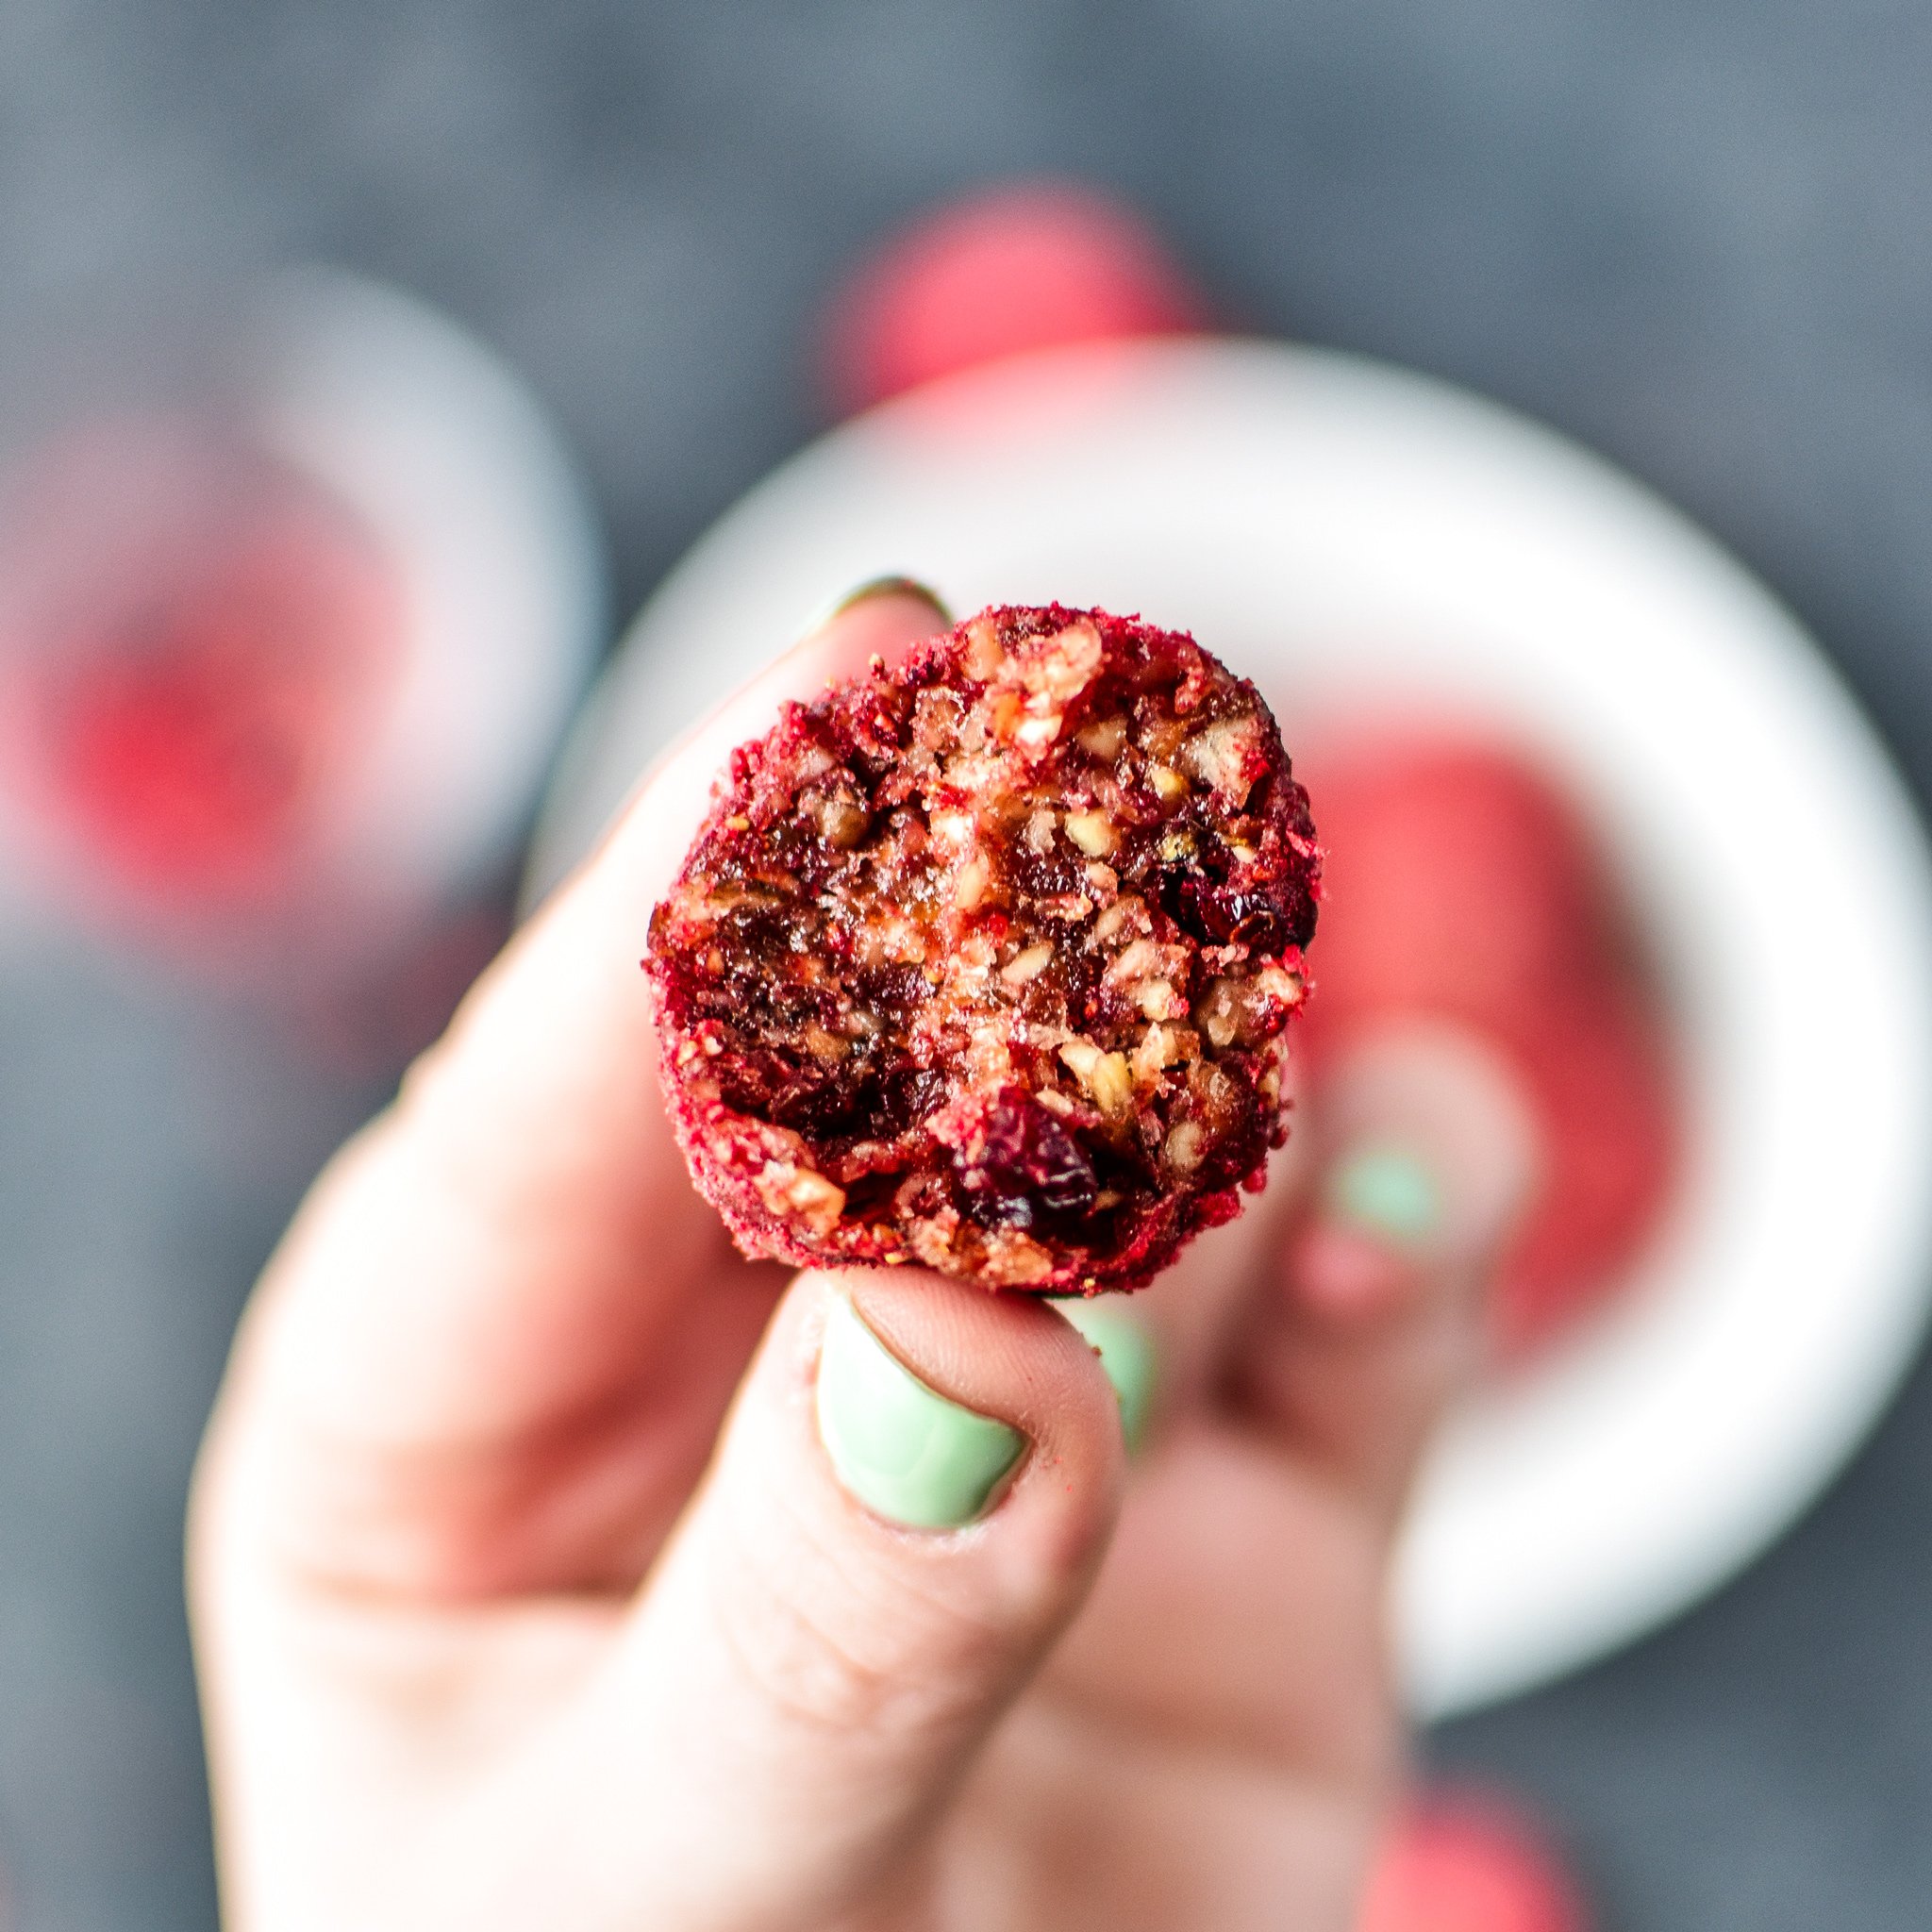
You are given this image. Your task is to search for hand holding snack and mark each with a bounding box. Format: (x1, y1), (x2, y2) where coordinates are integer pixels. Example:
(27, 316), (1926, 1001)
(190, 583), (1534, 1931)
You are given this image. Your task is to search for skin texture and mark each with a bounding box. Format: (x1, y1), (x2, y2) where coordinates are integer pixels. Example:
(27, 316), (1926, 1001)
(189, 588), (1536, 1932)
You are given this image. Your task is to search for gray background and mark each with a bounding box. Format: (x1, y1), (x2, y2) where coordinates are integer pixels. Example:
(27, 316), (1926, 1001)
(4, 3), (1932, 1926)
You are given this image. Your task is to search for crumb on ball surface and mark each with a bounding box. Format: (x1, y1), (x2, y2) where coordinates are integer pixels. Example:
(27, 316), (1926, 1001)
(645, 604), (1320, 1291)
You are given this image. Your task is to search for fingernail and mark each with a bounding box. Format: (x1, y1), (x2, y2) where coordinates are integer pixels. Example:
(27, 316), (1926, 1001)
(816, 1294), (1024, 1529)
(1325, 1142), (1444, 1248)
(1053, 1298), (1156, 1454)
(812, 575), (952, 631)
(1292, 1143), (1444, 1320)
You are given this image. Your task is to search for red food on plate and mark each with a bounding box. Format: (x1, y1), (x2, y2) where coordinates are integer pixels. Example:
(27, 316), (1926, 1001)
(1301, 741), (1607, 1016)
(646, 604), (1319, 1291)
(1496, 980), (1678, 1354)
(0, 416), (401, 908)
(821, 182), (1207, 415)
(1357, 1789), (1591, 1932)
(1303, 731), (1678, 1357)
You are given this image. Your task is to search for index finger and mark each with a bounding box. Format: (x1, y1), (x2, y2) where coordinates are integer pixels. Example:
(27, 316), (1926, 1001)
(209, 584), (952, 1564)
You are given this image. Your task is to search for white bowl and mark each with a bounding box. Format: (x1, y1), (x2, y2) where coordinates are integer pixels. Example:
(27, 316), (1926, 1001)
(0, 267), (607, 974)
(250, 268), (608, 934)
(528, 339), (1932, 1720)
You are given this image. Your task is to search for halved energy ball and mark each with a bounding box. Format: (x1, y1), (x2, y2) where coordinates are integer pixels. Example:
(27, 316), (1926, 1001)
(645, 605), (1320, 1291)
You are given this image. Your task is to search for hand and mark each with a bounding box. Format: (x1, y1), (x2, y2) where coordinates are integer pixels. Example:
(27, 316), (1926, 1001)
(189, 584), (1535, 1932)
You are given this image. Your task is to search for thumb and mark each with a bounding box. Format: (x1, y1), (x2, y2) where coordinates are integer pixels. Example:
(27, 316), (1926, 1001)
(515, 1269), (1125, 1930)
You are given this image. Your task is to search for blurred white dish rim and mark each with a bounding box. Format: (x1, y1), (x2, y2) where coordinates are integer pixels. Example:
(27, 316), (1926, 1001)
(528, 339), (1932, 1720)
(0, 265), (605, 965)
(254, 267), (607, 915)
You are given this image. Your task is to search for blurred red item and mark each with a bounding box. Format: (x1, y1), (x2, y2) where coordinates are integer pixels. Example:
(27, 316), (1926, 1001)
(1303, 731), (1679, 1358)
(1500, 981), (1678, 1351)
(822, 181), (1208, 415)
(1305, 742), (1606, 1012)
(0, 417), (402, 914)
(1357, 1789), (1590, 1932)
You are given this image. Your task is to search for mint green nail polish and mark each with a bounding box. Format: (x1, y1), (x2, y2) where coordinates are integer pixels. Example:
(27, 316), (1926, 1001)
(816, 1296), (1024, 1529)
(821, 575), (952, 626)
(1054, 1298), (1156, 1454)
(1327, 1144), (1442, 1246)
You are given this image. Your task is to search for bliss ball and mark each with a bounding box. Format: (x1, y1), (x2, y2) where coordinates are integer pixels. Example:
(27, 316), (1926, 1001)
(820, 182), (1207, 416)
(645, 604), (1319, 1292)
(1357, 1789), (1591, 1932)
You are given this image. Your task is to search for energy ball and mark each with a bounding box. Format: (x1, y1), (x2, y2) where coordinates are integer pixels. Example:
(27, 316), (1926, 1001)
(819, 182), (1205, 415)
(645, 604), (1320, 1292)
(1357, 1789), (1591, 1932)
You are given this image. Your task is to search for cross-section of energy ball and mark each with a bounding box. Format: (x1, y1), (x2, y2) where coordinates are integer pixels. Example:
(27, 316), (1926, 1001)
(644, 604), (1321, 1291)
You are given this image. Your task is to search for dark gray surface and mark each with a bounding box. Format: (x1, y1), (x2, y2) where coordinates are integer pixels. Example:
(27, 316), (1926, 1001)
(4, 4), (1932, 1927)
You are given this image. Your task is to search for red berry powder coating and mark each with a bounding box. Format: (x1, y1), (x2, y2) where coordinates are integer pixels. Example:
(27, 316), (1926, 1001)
(646, 605), (1320, 1292)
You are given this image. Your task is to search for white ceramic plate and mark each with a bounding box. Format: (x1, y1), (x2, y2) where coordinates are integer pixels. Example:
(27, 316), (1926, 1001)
(528, 339), (1932, 1720)
(254, 268), (608, 925)
(0, 267), (607, 972)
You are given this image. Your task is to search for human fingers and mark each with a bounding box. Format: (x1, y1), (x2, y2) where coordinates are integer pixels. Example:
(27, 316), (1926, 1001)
(398, 1266), (1126, 1932)
(1037, 1418), (1399, 1794)
(1043, 1054), (1321, 1453)
(198, 581), (953, 1600)
(972, 1463), (1391, 1930)
(1030, 1028), (1532, 1799)
(1228, 1021), (1540, 1522)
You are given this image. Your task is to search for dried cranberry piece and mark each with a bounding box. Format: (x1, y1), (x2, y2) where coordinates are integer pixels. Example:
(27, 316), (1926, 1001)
(966, 1081), (1105, 1213)
(869, 1063), (949, 1141)
(1172, 875), (1302, 952)
(947, 1087), (1099, 1229)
